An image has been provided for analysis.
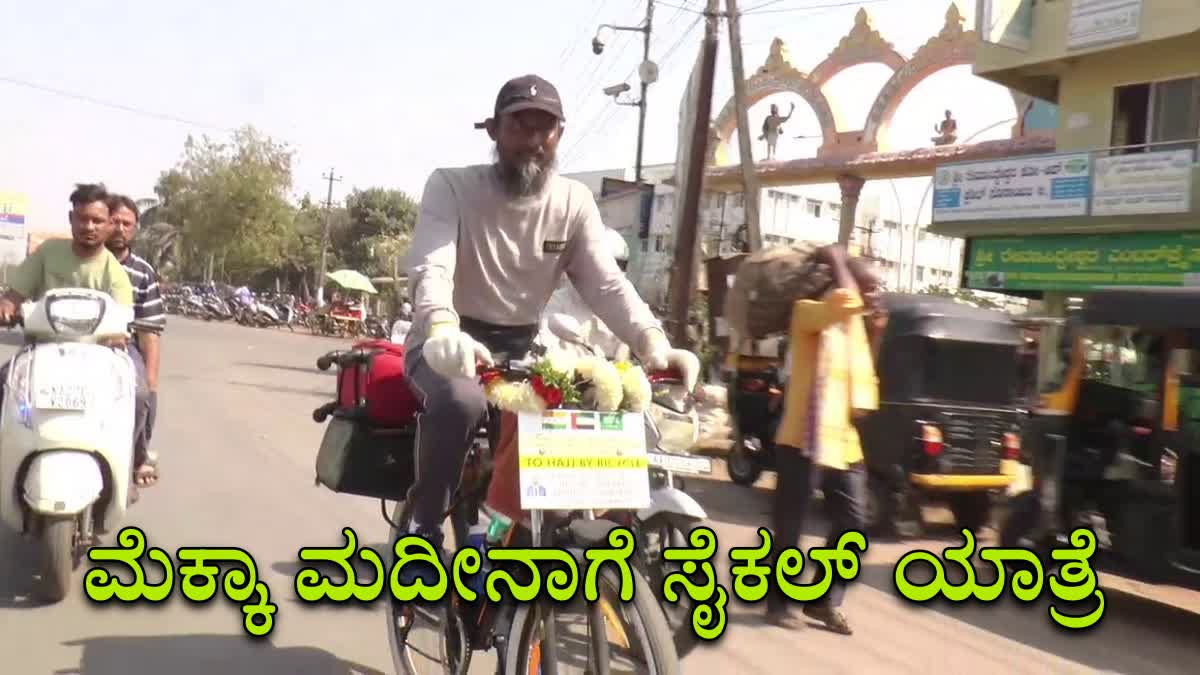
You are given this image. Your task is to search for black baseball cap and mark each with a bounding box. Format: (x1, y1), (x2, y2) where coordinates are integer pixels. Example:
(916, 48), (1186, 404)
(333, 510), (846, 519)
(475, 75), (564, 129)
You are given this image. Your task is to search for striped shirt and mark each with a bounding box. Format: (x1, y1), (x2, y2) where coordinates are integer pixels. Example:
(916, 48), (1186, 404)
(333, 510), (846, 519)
(120, 251), (167, 334)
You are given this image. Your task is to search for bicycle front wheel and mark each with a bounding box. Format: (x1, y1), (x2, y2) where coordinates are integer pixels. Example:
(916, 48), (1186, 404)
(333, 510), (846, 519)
(504, 563), (681, 675)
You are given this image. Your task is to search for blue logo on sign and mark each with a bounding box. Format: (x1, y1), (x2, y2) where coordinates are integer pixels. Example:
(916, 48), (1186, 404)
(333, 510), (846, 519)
(1050, 176), (1090, 200)
(933, 189), (962, 209)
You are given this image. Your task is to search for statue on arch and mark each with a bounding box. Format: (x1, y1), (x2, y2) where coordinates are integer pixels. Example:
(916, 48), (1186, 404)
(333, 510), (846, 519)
(932, 109), (958, 146)
(759, 102), (795, 160)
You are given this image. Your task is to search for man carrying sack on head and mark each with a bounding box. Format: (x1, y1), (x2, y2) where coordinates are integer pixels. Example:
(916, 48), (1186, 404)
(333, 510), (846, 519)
(765, 244), (879, 634)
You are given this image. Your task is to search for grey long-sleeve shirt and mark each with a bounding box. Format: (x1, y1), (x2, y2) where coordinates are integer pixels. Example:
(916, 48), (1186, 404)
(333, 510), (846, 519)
(405, 164), (662, 352)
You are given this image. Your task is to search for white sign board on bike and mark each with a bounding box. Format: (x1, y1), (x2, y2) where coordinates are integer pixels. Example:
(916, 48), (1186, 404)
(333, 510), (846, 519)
(517, 410), (650, 511)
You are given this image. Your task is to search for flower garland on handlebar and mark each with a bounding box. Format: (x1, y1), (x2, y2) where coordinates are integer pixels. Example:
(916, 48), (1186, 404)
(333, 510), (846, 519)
(481, 352), (652, 414)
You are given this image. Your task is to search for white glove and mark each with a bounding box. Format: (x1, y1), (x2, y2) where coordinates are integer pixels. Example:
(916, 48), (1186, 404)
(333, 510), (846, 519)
(636, 329), (701, 392)
(423, 324), (493, 379)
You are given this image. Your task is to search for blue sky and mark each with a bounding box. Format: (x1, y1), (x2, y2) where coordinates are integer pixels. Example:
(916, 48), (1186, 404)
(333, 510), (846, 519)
(0, 0), (1015, 232)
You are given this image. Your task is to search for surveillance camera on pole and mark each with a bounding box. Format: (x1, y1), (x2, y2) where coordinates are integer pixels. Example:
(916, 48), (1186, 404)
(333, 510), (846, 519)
(592, 0), (657, 184)
(603, 83), (631, 98)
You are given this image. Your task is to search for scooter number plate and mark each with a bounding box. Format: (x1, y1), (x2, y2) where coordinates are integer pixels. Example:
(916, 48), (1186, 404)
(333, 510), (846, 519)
(648, 452), (713, 476)
(34, 383), (89, 411)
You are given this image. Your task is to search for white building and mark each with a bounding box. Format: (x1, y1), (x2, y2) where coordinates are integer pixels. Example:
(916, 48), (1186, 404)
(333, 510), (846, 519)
(566, 163), (966, 307)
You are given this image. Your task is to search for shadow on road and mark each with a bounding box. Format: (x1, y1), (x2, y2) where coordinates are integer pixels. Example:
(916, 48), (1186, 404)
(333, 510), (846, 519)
(56, 634), (387, 675)
(857, 561), (1200, 674)
(226, 380), (330, 398)
(684, 476), (775, 529)
(238, 362), (336, 376)
(0, 528), (39, 608)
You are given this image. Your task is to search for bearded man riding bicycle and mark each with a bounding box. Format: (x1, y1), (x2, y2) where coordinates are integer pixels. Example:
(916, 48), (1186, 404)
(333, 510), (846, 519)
(402, 75), (698, 560)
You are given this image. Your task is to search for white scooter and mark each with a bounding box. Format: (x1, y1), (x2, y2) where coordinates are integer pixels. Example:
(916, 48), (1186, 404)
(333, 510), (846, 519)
(0, 288), (137, 602)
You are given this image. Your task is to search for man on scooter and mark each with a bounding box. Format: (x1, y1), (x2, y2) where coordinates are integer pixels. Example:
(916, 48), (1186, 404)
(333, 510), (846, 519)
(402, 74), (698, 571)
(106, 194), (166, 488)
(0, 184), (139, 405)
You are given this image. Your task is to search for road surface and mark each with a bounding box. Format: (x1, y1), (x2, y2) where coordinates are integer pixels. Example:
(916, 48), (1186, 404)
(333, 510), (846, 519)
(1, 317), (1198, 674)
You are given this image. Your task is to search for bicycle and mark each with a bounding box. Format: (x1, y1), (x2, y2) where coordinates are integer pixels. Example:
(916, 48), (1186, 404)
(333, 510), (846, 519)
(385, 355), (681, 675)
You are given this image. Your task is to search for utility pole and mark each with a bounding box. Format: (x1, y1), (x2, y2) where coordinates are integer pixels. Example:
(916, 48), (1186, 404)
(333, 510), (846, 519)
(316, 168), (342, 306)
(665, 0), (721, 347)
(594, 1), (657, 185)
(724, 0), (762, 252)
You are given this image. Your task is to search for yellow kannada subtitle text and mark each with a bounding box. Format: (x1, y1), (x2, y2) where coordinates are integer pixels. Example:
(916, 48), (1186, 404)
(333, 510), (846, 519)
(894, 527), (1106, 630)
(82, 524), (1106, 640)
(83, 527), (277, 637)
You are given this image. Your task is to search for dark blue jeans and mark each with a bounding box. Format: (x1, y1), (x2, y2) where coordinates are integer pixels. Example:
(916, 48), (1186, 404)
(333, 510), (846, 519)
(768, 451), (867, 613)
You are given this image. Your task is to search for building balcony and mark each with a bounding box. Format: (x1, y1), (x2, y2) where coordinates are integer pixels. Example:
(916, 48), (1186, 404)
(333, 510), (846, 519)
(974, 0), (1200, 101)
(927, 139), (1200, 239)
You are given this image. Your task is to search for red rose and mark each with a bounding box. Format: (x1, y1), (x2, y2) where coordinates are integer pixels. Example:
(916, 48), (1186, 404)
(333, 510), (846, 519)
(543, 387), (564, 408)
(480, 371), (502, 387)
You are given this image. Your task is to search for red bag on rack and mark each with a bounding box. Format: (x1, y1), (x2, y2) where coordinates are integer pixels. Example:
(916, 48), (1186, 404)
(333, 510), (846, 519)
(337, 339), (421, 428)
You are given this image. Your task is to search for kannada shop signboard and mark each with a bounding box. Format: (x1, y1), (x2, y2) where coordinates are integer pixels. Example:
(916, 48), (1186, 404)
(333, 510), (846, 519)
(0, 191), (29, 266)
(964, 231), (1200, 292)
(1091, 149), (1193, 216)
(932, 153), (1091, 222)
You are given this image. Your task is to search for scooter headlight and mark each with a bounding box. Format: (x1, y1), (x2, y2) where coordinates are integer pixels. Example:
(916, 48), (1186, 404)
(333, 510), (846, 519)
(45, 295), (105, 336)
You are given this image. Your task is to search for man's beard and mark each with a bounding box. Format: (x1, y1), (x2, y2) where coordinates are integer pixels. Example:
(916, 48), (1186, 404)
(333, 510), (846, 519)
(493, 146), (556, 197)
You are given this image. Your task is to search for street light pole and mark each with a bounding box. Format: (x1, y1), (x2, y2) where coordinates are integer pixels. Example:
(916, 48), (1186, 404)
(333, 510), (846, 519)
(906, 117), (1018, 292)
(594, 1), (656, 184)
(316, 168), (342, 306)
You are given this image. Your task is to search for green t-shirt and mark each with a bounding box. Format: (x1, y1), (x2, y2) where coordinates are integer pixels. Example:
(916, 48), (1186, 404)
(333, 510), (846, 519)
(9, 238), (135, 306)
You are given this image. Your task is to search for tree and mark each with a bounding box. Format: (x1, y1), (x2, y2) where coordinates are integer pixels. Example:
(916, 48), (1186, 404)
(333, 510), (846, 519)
(150, 126), (296, 282)
(336, 187), (418, 275)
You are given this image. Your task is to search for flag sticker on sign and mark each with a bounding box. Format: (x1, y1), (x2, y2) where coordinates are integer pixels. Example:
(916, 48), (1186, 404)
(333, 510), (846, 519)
(542, 411), (569, 430)
(599, 413), (623, 431)
(571, 412), (596, 430)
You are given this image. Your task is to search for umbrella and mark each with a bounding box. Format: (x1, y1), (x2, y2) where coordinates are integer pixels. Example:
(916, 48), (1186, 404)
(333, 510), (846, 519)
(326, 269), (378, 295)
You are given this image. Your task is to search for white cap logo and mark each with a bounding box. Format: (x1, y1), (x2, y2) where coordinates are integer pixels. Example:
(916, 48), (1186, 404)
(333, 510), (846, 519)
(530, 85), (538, 97)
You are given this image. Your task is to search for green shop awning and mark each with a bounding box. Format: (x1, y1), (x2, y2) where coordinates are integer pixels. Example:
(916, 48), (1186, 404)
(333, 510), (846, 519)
(964, 231), (1200, 292)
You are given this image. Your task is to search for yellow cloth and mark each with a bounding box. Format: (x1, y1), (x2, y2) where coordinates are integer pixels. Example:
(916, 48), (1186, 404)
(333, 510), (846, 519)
(774, 289), (879, 469)
(9, 239), (134, 306)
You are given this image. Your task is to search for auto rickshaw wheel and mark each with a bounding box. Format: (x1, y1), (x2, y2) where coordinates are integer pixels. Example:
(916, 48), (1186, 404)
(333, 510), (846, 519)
(949, 491), (993, 534)
(726, 435), (763, 487)
(998, 491), (1039, 548)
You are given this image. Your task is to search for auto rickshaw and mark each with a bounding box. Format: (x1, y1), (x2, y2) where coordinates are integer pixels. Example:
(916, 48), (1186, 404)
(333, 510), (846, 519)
(1001, 288), (1200, 584)
(856, 293), (1030, 535)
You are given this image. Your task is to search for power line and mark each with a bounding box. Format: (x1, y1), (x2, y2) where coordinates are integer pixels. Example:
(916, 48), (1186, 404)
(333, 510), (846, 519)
(744, 0), (892, 15)
(562, 11), (704, 168)
(562, 16), (697, 167)
(0, 74), (236, 133)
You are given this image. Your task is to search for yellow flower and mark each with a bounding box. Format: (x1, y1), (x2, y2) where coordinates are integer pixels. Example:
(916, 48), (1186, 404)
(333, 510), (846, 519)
(574, 355), (603, 381)
(620, 366), (651, 413)
(544, 348), (577, 378)
(614, 360), (633, 374)
(590, 360), (624, 412)
(487, 381), (548, 414)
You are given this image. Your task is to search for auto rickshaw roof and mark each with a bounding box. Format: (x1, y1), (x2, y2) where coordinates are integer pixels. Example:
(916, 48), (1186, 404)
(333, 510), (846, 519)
(880, 293), (1022, 346)
(1077, 287), (1200, 329)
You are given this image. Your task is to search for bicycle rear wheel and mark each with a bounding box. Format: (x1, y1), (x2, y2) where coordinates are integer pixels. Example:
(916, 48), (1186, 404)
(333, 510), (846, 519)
(504, 563), (681, 675)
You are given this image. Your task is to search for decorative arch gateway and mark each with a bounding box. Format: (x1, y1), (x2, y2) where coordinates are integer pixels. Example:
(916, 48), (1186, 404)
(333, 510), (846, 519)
(709, 4), (1030, 166)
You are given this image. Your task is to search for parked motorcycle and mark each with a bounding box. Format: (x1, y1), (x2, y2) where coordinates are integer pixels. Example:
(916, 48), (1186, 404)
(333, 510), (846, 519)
(0, 288), (138, 602)
(725, 356), (785, 486)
